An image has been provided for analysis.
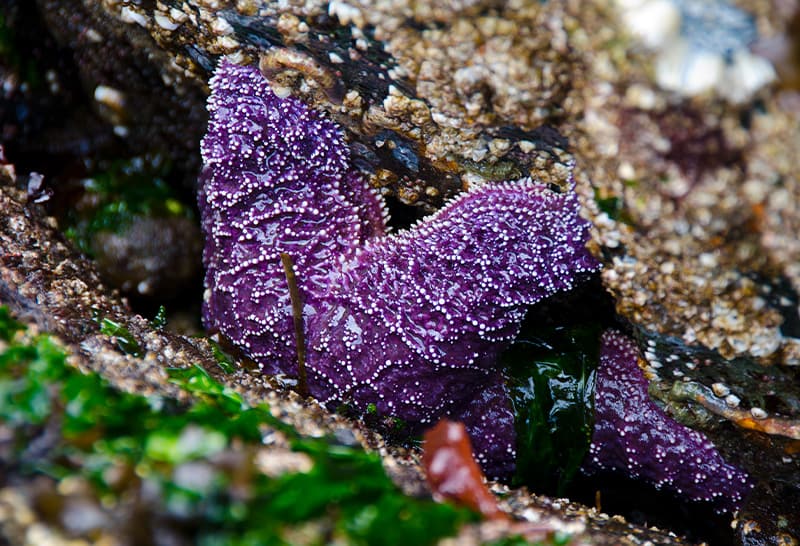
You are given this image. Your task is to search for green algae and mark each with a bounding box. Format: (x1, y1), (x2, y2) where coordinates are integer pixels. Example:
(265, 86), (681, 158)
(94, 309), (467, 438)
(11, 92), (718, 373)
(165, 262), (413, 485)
(206, 337), (238, 374)
(150, 304), (168, 330)
(505, 321), (601, 496)
(92, 309), (144, 357)
(0, 306), (475, 545)
(485, 532), (572, 546)
(0, 11), (43, 91)
(63, 155), (193, 257)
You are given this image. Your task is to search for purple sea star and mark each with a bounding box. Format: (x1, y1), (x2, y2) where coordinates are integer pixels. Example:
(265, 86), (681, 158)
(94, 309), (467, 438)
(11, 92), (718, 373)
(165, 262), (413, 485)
(584, 330), (754, 512)
(199, 60), (599, 478)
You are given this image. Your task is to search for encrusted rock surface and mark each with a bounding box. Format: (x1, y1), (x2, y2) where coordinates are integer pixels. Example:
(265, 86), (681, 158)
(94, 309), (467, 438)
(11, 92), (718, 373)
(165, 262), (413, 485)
(26, 0), (800, 363)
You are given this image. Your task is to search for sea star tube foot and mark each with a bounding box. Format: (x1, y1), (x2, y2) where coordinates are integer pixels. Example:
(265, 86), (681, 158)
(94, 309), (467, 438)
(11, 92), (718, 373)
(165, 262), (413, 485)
(584, 330), (754, 513)
(199, 59), (600, 478)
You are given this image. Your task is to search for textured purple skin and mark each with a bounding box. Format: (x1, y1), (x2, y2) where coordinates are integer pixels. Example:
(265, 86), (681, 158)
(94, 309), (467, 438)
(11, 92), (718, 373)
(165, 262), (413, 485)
(306, 179), (601, 476)
(584, 330), (754, 512)
(199, 60), (385, 371)
(199, 60), (599, 478)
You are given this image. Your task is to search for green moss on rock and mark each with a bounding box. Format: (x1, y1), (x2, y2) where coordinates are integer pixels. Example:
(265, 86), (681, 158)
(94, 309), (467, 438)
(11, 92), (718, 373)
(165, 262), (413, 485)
(0, 306), (476, 545)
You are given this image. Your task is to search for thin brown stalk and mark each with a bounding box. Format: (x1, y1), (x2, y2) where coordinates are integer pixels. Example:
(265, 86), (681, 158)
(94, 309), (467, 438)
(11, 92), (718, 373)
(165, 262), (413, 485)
(280, 252), (308, 398)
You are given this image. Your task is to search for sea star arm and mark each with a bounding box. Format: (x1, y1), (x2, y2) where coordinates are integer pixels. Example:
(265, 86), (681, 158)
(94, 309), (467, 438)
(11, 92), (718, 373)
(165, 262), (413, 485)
(198, 60), (385, 371)
(304, 180), (599, 477)
(584, 330), (754, 512)
(456, 373), (518, 479)
(198, 60), (601, 479)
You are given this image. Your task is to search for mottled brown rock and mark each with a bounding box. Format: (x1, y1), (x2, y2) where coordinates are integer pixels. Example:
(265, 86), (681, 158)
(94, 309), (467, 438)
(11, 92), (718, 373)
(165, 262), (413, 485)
(34, 0), (208, 171)
(91, 215), (202, 296)
(571, 1), (800, 368)
(30, 0), (590, 209)
(23, 0), (799, 365)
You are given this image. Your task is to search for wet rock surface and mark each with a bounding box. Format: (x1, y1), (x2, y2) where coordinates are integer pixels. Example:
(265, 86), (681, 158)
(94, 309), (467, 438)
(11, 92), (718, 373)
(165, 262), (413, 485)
(1, 0), (799, 544)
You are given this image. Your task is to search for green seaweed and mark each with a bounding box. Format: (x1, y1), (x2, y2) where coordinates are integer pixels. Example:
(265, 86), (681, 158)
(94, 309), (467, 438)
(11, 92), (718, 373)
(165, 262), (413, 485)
(0, 306), (475, 545)
(64, 155), (193, 256)
(485, 532), (573, 546)
(595, 194), (622, 220)
(485, 537), (533, 546)
(150, 305), (168, 330)
(593, 189), (636, 225)
(0, 11), (43, 91)
(0, 306), (23, 340)
(92, 310), (143, 357)
(504, 322), (601, 496)
(0, 13), (15, 63)
(207, 337), (237, 374)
